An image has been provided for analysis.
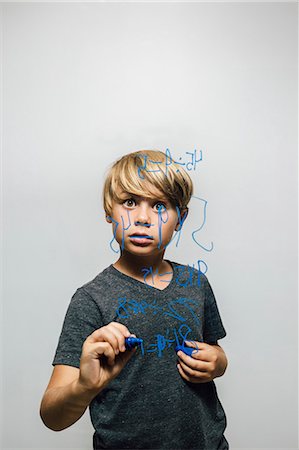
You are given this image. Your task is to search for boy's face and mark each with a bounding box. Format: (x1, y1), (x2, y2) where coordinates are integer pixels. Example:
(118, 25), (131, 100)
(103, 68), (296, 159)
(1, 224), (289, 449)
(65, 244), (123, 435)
(106, 186), (187, 256)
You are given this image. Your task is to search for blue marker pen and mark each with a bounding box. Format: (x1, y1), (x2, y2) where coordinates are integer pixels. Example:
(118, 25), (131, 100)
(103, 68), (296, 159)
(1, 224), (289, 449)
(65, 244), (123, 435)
(125, 337), (143, 350)
(175, 345), (196, 357)
(175, 341), (200, 357)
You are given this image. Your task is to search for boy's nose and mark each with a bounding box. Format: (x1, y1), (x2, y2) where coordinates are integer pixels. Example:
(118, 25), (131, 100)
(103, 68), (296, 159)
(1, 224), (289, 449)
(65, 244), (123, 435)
(134, 204), (151, 226)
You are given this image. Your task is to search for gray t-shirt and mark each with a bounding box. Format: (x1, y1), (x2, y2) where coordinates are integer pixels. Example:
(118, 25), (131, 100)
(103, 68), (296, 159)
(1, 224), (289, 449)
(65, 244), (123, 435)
(53, 260), (228, 450)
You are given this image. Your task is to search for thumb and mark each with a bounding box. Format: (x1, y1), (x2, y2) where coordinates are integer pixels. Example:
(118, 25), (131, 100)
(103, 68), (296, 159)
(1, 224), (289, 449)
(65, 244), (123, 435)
(119, 346), (137, 365)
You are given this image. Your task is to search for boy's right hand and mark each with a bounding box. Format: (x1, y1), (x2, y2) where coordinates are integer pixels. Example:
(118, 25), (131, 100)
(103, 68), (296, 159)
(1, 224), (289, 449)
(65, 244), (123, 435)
(77, 322), (136, 395)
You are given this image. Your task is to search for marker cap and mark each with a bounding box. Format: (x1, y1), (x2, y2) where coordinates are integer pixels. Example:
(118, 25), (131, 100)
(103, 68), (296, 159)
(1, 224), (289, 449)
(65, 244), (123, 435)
(125, 337), (143, 350)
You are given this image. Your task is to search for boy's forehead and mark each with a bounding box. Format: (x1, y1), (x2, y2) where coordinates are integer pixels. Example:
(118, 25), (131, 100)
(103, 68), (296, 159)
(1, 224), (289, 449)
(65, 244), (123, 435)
(114, 185), (168, 201)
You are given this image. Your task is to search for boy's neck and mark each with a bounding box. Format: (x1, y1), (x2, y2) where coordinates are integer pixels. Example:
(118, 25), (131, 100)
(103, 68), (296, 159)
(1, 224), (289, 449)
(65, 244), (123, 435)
(113, 250), (171, 280)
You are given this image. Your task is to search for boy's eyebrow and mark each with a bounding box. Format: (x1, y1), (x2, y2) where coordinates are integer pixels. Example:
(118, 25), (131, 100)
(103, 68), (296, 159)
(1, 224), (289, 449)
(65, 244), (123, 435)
(120, 191), (169, 202)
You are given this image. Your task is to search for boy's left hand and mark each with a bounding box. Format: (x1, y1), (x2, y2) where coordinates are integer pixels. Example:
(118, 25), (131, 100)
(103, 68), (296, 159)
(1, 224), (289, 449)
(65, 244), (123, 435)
(176, 341), (228, 384)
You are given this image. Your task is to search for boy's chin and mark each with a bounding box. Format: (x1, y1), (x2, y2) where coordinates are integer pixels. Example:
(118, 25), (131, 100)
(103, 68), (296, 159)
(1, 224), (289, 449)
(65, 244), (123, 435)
(119, 244), (166, 256)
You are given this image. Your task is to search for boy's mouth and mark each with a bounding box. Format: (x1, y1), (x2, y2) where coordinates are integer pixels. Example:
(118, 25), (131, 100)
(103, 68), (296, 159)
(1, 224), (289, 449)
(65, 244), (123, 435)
(129, 232), (153, 239)
(129, 234), (153, 239)
(129, 233), (154, 245)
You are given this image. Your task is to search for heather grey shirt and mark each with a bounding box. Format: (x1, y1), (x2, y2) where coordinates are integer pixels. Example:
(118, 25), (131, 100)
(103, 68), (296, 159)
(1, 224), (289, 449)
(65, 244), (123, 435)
(53, 260), (228, 450)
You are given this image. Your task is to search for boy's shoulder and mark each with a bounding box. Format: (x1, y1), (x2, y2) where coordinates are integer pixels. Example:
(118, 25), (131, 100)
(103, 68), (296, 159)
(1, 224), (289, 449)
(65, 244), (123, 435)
(73, 264), (115, 298)
(78, 264), (113, 292)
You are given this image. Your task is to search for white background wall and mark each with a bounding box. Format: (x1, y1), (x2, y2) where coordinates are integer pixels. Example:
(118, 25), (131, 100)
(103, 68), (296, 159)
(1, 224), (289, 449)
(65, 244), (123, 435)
(1, 2), (298, 449)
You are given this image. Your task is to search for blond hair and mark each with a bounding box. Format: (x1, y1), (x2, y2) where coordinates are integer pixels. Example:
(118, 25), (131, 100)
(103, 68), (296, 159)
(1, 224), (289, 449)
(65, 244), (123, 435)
(103, 149), (193, 217)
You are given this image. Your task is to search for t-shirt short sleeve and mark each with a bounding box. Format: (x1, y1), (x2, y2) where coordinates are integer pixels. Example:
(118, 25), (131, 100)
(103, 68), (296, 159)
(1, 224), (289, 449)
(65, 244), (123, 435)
(201, 274), (227, 344)
(52, 287), (103, 369)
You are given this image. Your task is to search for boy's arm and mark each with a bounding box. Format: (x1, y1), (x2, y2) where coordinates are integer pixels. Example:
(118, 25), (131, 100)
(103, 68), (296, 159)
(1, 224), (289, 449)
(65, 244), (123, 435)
(40, 365), (98, 431)
(210, 343), (228, 378)
(40, 322), (136, 431)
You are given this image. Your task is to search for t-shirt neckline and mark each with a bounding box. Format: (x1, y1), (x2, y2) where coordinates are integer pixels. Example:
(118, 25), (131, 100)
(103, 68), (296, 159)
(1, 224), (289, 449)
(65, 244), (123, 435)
(108, 259), (177, 293)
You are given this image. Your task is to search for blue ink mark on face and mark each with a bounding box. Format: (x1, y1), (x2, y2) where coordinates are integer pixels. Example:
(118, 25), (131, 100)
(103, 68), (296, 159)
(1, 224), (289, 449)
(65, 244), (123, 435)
(163, 206), (188, 250)
(121, 211), (132, 250)
(157, 204), (169, 249)
(106, 216), (121, 254)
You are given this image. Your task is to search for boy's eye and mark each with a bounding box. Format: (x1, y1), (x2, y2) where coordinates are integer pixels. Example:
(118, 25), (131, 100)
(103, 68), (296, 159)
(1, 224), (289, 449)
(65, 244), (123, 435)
(123, 198), (136, 208)
(154, 202), (167, 212)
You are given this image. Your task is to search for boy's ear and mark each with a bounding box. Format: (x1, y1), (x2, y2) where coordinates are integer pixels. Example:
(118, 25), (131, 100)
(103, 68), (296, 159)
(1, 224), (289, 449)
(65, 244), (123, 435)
(106, 215), (112, 223)
(175, 208), (189, 231)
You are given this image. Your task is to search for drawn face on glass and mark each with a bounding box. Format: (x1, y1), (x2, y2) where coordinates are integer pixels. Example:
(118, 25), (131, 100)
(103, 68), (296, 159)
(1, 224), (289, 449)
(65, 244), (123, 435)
(106, 186), (185, 256)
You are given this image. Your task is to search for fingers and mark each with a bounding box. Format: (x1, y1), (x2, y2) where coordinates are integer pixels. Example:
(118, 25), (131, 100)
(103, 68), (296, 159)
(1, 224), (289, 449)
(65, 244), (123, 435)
(183, 340), (216, 362)
(87, 341), (117, 366)
(183, 340), (206, 352)
(176, 349), (209, 372)
(177, 361), (211, 383)
(176, 341), (219, 383)
(87, 322), (132, 355)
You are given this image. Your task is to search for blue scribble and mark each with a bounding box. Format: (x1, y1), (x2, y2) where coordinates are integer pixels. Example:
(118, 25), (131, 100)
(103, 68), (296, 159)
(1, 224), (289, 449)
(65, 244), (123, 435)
(107, 216), (121, 254)
(163, 206), (188, 250)
(137, 148), (202, 179)
(147, 328), (176, 357)
(141, 266), (156, 285)
(115, 296), (201, 328)
(191, 195), (213, 252)
(137, 154), (163, 180)
(115, 297), (164, 319)
(145, 325), (197, 358)
(141, 262), (207, 288)
(164, 298), (200, 326)
(141, 266), (173, 287)
(107, 211), (133, 252)
(175, 264), (206, 288)
(177, 323), (193, 343)
(121, 211), (132, 251)
(197, 259), (208, 276)
(185, 149), (202, 171)
(157, 204), (169, 249)
(139, 340), (145, 356)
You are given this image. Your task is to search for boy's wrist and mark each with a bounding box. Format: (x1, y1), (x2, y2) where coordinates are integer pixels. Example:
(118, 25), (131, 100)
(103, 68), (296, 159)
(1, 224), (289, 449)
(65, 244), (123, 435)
(72, 379), (101, 406)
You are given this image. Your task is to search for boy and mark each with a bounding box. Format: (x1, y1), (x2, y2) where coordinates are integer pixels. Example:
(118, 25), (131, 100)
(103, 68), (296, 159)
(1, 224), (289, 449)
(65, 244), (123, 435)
(40, 150), (229, 450)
